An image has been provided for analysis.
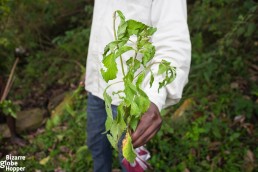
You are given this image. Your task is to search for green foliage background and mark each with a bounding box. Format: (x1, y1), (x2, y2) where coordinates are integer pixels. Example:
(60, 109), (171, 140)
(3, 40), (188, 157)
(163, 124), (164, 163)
(0, 0), (257, 171)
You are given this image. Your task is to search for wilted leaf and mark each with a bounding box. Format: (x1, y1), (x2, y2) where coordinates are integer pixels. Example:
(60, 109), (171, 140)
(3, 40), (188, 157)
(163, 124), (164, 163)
(122, 133), (136, 163)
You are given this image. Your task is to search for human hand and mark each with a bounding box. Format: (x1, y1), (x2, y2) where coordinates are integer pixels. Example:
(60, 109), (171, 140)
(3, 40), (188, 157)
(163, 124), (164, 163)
(131, 102), (162, 148)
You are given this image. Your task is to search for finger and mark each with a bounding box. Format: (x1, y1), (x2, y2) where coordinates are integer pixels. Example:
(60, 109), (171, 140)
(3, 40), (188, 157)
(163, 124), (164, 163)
(131, 120), (148, 142)
(143, 124), (162, 144)
(133, 121), (161, 148)
(131, 113), (161, 144)
(133, 126), (160, 148)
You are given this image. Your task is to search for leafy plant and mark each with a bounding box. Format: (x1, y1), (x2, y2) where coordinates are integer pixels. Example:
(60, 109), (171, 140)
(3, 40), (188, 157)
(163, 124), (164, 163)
(0, 100), (19, 118)
(101, 10), (176, 163)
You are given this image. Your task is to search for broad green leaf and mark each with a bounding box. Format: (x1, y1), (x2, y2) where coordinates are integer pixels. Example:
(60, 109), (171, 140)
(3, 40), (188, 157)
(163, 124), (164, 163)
(117, 21), (128, 40)
(101, 54), (118, 82)
(124, 79), (138, 106)
(158, 60), (171, 75)
(122, 133), (136, 163)
(138, 38), (149, 50)
(158, 62), (176, 91)
(133, 59), (141, 72)
(117, 103), (125, 119)
(126, 58), (141, 72)
(117, 118), (126, 139)
(107, 134), (118, 150)
(115, 46), (133, 58)
(110, 122), (119, 141)
(116, 10), (128, 39)
(136, 72), (145, 87)
(105, 116), (113, 131)
(146, 27), (157, 36)
(103, 40), (120, 55)
(103, 91), (113, 131)
(124, 83), (136, 106)
(127, 19), (146, 36)
(129, 86), (150, 117)
(141, 43), (155, 66)
(135, 88), (150, 115)
(130, 101), (141, 116)
(126, 57), (133, 66)
(130, 116), (139, 131)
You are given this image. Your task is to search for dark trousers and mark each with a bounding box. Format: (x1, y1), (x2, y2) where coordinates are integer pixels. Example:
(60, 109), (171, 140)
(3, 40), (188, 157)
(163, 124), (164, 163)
(86, 93), (126, 172)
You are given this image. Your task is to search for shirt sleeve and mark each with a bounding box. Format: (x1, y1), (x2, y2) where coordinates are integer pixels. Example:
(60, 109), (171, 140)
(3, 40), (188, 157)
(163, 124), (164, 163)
(142, 0), (191, 111)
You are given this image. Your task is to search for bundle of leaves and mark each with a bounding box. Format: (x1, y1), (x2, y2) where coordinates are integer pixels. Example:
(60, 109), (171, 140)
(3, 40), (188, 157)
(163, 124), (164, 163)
(101, 11), (176, 162)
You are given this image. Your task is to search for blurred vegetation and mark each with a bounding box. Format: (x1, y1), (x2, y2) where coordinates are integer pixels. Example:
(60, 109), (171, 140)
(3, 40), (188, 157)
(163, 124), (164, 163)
(0, 0), (257, 171)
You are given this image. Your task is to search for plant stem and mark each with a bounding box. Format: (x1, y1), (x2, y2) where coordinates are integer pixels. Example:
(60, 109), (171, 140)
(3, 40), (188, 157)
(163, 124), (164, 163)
(104, 80), (124, 93)
(1, 58), (19, 102)
(133, 61), (160, 81)
(113, 11), (125, 77)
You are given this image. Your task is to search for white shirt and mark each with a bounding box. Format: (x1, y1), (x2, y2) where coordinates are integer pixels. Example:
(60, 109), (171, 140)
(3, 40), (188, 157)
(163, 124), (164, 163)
(85, 0), (191, 111)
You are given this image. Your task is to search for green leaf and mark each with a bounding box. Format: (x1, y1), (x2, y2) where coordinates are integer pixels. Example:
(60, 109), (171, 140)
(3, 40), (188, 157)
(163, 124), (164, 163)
(129, 87), (150, 117)
(117, 21), (128, 40)
(107, 134), (118, 150)
(124, 79), (137, 106)
(116, 10), (125, 21)
(136, 72), (145, 88)
(130, 117), (139, 131)
(103, 91), (113, 131)
(126, 58), (141, 72)
(150, 71), (154, 87)
(110, 122), (119, 141)
(127, 19), (146, 36)
(157, 60), (176, 91)
(105, 116), (113, 132)
(116, 115), (126, 138)
(122, 133), (136, 163)
(126, 57), (133, 66)
(130, 101), (141, 116)
(141, 43), (155, 66)
(103, 40), (119, 55)
(146, 27), (157, 36)
(135, 88), (150, 114)
(158, 60), (171, 75)
(101, 54), (118, 82)
(115, 46), (133, 58)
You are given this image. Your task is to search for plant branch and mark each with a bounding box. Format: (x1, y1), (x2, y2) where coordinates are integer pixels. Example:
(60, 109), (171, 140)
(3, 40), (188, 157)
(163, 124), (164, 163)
(1, 58), (19, 102)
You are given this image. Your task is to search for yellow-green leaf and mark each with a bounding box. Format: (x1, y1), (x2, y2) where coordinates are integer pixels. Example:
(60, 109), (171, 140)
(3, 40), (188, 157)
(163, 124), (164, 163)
(122, 133), (136, 163)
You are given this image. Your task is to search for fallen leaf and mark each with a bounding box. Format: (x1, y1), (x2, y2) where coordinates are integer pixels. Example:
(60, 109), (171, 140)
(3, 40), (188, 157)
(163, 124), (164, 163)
(234, 115), (245, 124)
(39, 156), (50, 165)
(184, 168), (190, 172)
(172, 98), (193, 120)
(208, 142), (221, 151)
(242, 123), (254, 135)
(243, 150), (256, 172)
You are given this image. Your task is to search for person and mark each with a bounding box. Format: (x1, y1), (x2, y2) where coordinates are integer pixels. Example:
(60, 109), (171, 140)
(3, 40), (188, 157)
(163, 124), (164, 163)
(85, 0), (191, 171)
